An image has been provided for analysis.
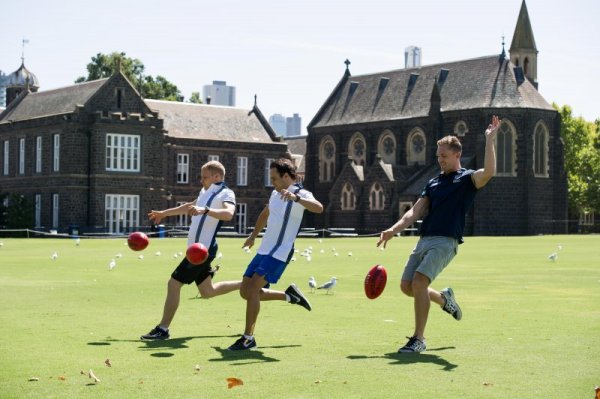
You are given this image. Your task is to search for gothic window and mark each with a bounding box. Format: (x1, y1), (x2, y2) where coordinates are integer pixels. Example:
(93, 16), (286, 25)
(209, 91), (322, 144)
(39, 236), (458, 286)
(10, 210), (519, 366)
(407, 128), (426, 165)
(454, 121), (469, 137)
(341, 183), (356, 210)
(319, 136), (336, 182)
(349, 133), (366, 165)
(533, 121), (549, 177)
(378, 130), (396, 164)
(496, 121), (517, 176)
(369, 182), (385, 210)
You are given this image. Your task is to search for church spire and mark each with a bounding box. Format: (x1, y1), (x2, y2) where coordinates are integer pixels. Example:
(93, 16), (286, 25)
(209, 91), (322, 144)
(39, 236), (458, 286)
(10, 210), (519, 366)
(509, 0), (538, 86)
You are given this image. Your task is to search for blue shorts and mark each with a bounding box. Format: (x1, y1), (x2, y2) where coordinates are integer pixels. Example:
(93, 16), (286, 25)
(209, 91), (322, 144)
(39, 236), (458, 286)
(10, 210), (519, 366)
(243, 254), (288, 284)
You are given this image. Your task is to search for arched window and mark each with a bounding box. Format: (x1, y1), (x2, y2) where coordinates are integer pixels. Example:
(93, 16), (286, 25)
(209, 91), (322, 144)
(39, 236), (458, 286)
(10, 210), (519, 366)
(454, 121), (469, 137)
(369, 182), (385, 210)
(406, 128), (426, 165)
(349, 133), (366, 166)
(378, 130), (396, 164)
(533, 121), (549, 177)
(319, 136), (336, 182)
(496, 121), (517, 176)
(524, 57), (529, 75)
(341, 183), (356, 210)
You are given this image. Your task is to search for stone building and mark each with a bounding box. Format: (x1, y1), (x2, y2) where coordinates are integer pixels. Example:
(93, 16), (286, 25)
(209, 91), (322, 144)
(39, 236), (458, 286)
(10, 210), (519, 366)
(0, 69), (287, 234)
(305, 0), (567, 235)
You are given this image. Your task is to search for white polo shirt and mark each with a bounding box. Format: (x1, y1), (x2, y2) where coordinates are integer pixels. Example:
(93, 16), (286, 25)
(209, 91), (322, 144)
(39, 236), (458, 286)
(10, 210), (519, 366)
(187, 182), (236, 250)
(257, 184), (315, 262)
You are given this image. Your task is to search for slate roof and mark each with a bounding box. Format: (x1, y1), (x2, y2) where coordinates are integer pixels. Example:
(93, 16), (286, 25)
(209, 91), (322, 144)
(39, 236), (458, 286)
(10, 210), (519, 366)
(284, 136), (307, 173)
(311, 55), (553, 129)
(0, 79), (108, 123)
(145, 99), (279, 144)
(510, 0), (537, 51)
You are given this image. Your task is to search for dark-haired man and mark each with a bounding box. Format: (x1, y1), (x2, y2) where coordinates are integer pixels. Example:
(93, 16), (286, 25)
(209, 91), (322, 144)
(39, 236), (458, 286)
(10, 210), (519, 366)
(228, 158), (323, 351)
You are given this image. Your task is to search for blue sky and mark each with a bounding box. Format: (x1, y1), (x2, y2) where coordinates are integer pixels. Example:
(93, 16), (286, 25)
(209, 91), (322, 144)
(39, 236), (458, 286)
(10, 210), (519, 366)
(2, 0), (599, 132)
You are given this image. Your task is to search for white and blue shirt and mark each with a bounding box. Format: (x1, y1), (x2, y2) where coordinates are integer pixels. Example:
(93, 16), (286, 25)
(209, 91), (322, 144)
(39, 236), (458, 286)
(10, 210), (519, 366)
(257, 184), (315, 262)
(187, 182), (236, 254)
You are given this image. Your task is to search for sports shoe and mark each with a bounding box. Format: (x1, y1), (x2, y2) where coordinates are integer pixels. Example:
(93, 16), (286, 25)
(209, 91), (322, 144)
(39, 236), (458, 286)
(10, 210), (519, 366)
(441, 287), (462, 320)
(285, 284), (312, 311)
(398, 336), (426, 353)
(228, 336), (257, 351)
(140, 325), (170, 340)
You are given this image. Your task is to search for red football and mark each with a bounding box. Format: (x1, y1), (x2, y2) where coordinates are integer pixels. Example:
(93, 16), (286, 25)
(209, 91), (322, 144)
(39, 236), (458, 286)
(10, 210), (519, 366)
(127, 232), (149, 251)
(364, 264), (387, 299)
(186, 243), (209, 265)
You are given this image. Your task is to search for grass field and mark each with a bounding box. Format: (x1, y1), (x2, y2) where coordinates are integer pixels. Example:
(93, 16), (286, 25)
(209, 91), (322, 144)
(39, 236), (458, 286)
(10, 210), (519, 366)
(0, 235), (599, 398)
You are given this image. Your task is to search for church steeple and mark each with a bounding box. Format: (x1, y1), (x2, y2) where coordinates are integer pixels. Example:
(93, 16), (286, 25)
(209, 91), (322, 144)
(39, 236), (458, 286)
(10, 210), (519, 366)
(509, 0), (538, 86)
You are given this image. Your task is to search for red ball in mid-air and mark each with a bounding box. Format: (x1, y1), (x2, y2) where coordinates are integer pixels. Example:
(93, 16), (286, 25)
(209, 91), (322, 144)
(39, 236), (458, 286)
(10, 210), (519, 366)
(127, 232), (149, 251)
(364, 264), (387, 299)
(186, 243), (209, 265)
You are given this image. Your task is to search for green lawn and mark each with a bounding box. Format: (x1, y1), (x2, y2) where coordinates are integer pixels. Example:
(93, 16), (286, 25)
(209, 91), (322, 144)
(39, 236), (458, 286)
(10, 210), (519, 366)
(0, 235), (599, 398)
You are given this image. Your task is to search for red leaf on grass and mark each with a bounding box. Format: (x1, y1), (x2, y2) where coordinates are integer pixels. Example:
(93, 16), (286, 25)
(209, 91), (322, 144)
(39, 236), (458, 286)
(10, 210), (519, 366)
(227, 377), (243, 389)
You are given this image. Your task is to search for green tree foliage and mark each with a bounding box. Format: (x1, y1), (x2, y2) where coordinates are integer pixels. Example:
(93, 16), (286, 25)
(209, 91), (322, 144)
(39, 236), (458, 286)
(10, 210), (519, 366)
(4, 193), (34, 229)
(75, 52), (182, 101)
(188, 91), (202, 104)
(555, 104), (600, 215)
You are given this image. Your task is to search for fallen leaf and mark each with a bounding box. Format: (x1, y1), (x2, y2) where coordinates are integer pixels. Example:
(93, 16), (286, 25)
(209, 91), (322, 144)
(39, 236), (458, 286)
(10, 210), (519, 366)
(88, 369), (100, 384)
(194, 364), (201, 372)
(483, 382), (493, 387)
(58, 376), (66, 381)
(227, 377), (243, 389)
(314, 379), (322, 384)
(595, 386), (600, 399)
(28, 377), (39, 382)
(104, 359), (112, 367)
(139, 380), (144, 384)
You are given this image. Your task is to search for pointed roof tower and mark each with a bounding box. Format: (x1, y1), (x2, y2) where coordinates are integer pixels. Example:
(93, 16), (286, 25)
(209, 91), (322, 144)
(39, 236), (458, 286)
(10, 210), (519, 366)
(509, 0), (538, 87)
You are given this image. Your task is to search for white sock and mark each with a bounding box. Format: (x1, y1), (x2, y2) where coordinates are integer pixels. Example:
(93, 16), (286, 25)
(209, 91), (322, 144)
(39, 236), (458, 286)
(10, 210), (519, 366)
(243, 334), (253, 341)
(158, 325), (169, 332)
(285, 293), (291, 302)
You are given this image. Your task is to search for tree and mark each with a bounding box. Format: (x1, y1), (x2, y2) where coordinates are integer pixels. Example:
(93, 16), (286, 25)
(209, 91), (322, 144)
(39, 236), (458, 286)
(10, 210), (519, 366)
(5, 193), (34, 229)
(188, 91), (202, 104)
(555, 104), (600, 223)
(76, 52), (182, 101)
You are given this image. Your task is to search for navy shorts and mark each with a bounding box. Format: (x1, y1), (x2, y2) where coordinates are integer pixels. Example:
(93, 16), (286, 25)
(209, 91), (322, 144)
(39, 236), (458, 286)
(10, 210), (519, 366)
(171, 255), (216, 286)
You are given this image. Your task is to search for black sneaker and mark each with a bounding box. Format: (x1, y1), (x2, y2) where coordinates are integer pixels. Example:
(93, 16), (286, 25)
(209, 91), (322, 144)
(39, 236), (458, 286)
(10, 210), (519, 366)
(398, 336), (426, 353)
(228, 336), (257, 351)
(440, 287), (462, 321)
(140, 325), (170, 340)
(285, 284), (312, 311)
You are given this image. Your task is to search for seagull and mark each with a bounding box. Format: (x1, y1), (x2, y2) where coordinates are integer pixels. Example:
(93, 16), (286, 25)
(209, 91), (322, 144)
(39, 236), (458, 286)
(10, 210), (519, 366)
(155, 251), (161, 256)
(138, 254), (144, 260)
(108, 259), (116, 270)
(318, 277), (337, 294)
(548, 252), (558, 262)
(51, 252), (58, 261)
(308, 276), (317, 292)
(75, 238), (80, 246)
(557, 244), (563, 251)
(115, 253), (122, 259)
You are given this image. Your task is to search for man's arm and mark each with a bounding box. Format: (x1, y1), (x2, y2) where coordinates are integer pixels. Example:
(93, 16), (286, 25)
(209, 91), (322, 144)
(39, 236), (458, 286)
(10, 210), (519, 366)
(189, 202), (235, 221)
(148, 201), (195, 224)
(472, 115), (501, 189)
(243, 206), (269, 248)
(376, 197), (429, 248)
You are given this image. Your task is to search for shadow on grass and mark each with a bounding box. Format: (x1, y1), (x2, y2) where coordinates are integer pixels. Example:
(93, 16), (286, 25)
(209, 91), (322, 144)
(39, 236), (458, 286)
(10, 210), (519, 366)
(347, 347), (457, 371)
(207, 343), (301, 365)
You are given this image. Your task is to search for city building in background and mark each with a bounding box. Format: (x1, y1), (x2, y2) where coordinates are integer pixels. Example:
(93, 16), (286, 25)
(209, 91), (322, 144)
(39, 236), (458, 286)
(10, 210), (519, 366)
(0, 70), (7, 107)
(268, 113), (286, 135)
(286, 113), (302, 136)
(202, 80), (236, 106)
(269, 112), (302, 137)
(404, 46), (422, 68)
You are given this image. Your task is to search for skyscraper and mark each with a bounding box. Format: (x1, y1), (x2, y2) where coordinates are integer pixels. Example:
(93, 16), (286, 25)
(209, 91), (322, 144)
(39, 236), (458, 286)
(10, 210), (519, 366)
(0, 70), (7, 107)
(285, 113), (302, 136)
(268, 113), (286, 135)
(202, 80), (236, 106)
(404, 46), (422, 68)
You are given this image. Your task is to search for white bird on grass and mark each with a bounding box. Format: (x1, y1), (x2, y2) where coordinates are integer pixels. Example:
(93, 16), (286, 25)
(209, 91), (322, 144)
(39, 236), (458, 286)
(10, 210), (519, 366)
(318, 277), (337, 294)
(108, 259), (116, 270)
(75, 238), (80, 246)
(548, 252), (558, 262)
(308, 276), (317, 292)
(51, 252), (58, 261)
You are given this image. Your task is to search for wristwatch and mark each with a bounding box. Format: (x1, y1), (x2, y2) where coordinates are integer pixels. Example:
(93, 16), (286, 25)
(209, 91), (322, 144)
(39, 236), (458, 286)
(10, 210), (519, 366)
(204, 207), (211, 214)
